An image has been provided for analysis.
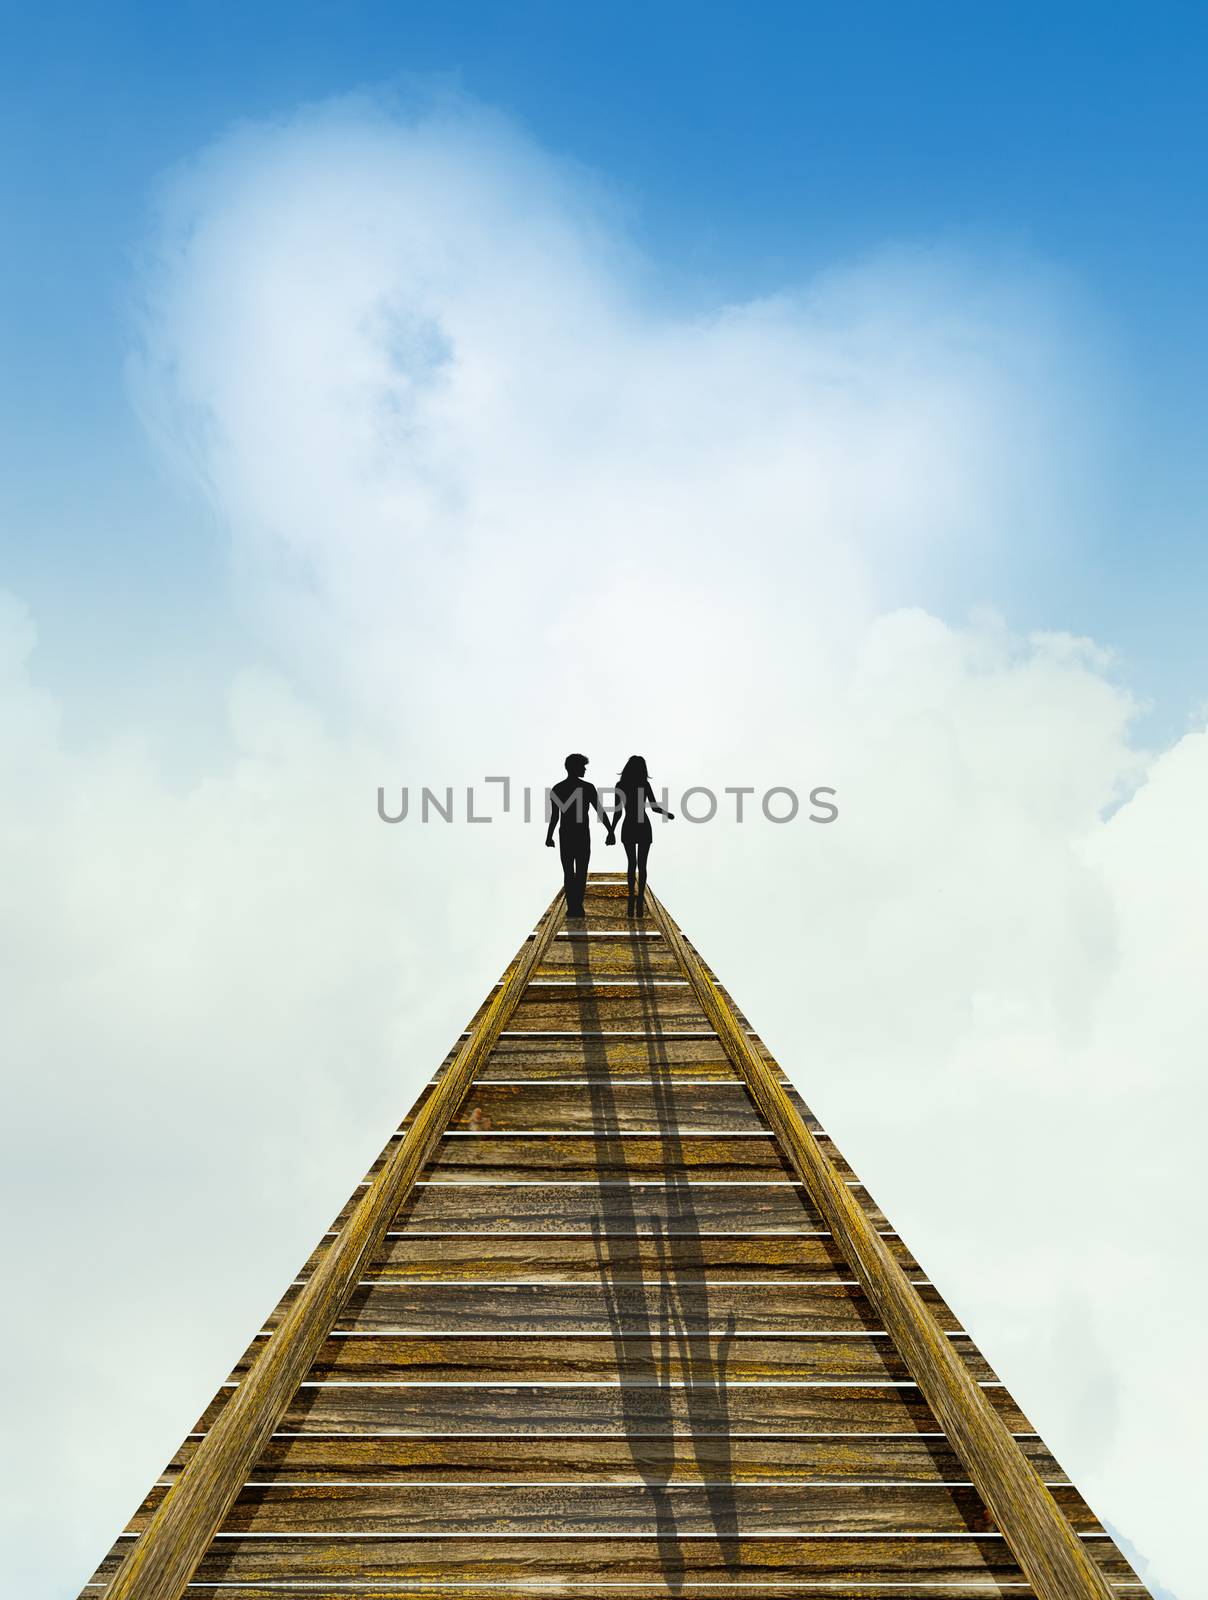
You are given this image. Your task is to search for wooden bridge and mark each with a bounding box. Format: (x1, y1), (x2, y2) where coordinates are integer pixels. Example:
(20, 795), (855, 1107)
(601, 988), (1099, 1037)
(85, 874), (1148, 1599)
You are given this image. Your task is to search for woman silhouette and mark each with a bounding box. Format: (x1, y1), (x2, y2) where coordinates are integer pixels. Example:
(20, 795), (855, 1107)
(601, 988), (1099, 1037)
(606, 755), (674, 917)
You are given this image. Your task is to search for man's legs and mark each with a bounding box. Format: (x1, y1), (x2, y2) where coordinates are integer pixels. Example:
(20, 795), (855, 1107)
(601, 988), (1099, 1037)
(559, 827), (589, 917)
(573, 833), (590, 915)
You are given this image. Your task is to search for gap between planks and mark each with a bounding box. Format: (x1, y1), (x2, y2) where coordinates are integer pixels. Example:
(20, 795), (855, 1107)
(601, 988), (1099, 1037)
(353, 1180), (873, 1187)
(281, 1280), (934, 1291)
(323, 1231), (898, 1239)
(188, 1430), (1041, 1440)
(220, 1380), (995, 1392)
(107, 1532), (1116, 1543)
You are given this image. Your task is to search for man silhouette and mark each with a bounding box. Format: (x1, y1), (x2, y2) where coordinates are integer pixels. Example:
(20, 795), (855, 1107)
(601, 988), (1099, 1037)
(545, 753), (610, 919)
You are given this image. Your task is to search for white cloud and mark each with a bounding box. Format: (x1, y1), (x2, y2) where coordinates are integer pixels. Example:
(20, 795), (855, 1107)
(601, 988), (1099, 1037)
(3, 91), (1204, 1598)
(128, 91), (1105, 752)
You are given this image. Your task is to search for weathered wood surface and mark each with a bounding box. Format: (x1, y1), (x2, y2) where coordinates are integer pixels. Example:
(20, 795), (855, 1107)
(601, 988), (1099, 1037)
(581, 876), (646, 895)
(336, 1180), (892, 1234)
(534, 937), (684, 975)
(479, 994), (729, 1031)
(260, 1280), (961, 1336)
(85, 1590), (1067, 1600)
(95, 897), (565, 1600)
(125, 1480), (1098, 1535)
(87, 876), (1145, 1600)
(163, 1430), (1073, 1485)
(407, 1080), (817, 1133)
(90, 1533), (1134, 1585)
(196, 1380), (1032, 1437)
(506, 974), (697, 989)
(296, 1233), (920, 1282)
(82, 1591), (1087, 1600)
(370, 1132), (857, 1183)
(443, 1035), (784, 1078)
(550, 912), (675, 931)
(84, 1588), (1086, 1600)
(646, 890), (1128, 1600)
(230, 1331), (992, 1382)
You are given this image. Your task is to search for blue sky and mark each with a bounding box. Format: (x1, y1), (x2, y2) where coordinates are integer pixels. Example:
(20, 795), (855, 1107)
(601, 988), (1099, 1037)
(3, 1), (1208, 749)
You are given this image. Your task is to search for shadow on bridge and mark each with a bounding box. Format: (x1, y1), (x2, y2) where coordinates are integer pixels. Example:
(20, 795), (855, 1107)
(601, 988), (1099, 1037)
(571, 926), (740, 1593)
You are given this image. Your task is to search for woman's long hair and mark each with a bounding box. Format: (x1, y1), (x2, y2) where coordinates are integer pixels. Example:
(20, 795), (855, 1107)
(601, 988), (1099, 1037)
(617, 754), (649, 807)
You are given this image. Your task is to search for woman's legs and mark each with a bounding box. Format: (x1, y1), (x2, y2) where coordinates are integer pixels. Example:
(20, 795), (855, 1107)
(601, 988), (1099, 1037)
(635, 836), (651, 913)
(623, 838), (638, 911)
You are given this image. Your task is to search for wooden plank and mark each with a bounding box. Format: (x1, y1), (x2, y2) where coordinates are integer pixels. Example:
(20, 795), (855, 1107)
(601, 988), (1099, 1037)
(262, 1281), (956, 1336)
(196, 1380), (1031, 1436)
(410, 1081), (817, 1135)
(96, 898), (567, 1600)
(166, 1431), (1073, 1485)
(581, 878), (636, 898)
(96, 1536), (1135, 1585)
(231, 1332), (994, 1383)
(297, 1234), (920, 1283)
(88, 1588), (1062, 1600)
(488, 993), (720, 1032)
(646, 890), (1122, 1600)
(513, 979), (698, 998)
(125, 1481), (1099, 1536)
(373, 1133), (858, 1184)
(92, 1533), (1136, 1584)
(552, 912), (679, 930)
(344, 1181), (892, 1234)
(534, 940), (684, 976)
(453, 1035), (781, 1078)
(85, 1587), (1062, 1600)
